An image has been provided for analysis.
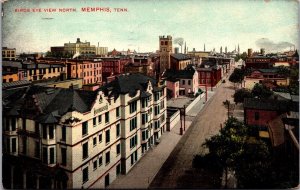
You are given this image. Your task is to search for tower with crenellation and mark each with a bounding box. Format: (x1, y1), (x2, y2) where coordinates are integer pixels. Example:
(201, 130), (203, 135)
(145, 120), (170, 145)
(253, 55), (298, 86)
(159, 35), (172, 73)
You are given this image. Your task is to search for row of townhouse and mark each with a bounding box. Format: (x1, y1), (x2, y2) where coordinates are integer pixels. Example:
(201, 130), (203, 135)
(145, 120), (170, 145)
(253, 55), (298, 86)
(2, 73), (167, 189)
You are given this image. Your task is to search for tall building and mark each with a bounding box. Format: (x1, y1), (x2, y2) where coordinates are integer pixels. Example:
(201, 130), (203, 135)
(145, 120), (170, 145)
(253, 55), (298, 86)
(159, 35), (172, 73)
(2, 47), (16, 60)
(2, 73), (167, 189)
(51, 38), (96, 57)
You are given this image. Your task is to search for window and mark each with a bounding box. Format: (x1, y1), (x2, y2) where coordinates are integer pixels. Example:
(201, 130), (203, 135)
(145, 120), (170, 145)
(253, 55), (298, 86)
(142, 113), (148, 125)
(93, 117), (96, 127)
(82, 142), (88, 160)
(182, 80), (185, 85)
(42, 126), (47, 139)
(130, 135), (138, 149)
(11, 138), (16, 153)
(141, 98), (148, 108)
(130, 117), (137, 131)
(99, 133), (102, 143)
(82, 167), (89, 183)
(142, 130), (147, 141)
(130, 151), (138, 165)
(154, 92), (160, 101)
(22, 138), (27, 154)
(155, 120), (160, 130)
(82, 121), (88, 136)
(105, 112), (109, 123)
(116, 164), (121, 176)
(62, 126), (66, 141)
(43, 147), (48, 164)
(11, 118), (16, 131)
(105, 130), (110, 144)
(93, 137), (97, 146)
(61, 147), (67, 166)
(22, 118), (26, 130)
(49, 147), (55, 164)
(129, 101), (137, 113)
(93, 160), (97, 170)
(98, 115), (102, 123)
(105, 151), (110, 165)
(116, 144), (121, 155)
(116, 107), (120, 117)
(34, 141), (40, 158)
(161, 113), (165, 123)
(99, 156), (103, 166)
(154, 105), (160, 116)
(160, 100), (165, 109)
(49, 125), (54, 139)
(116, 123), (120, 137)
(188, 80), (191, 85)
(255, 112), (260, 120)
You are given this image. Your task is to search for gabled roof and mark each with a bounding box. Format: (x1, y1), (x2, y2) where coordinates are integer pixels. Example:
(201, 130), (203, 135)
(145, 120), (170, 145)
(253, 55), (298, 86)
(101, 73), (159, 98)
(3, 85), (98, 123)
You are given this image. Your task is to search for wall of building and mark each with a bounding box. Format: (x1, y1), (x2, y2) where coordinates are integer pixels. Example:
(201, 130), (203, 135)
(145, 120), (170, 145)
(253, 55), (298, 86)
(245, 109), (279, 127)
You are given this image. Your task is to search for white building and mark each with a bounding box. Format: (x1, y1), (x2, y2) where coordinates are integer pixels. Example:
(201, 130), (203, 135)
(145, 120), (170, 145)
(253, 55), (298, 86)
(2, 73), (167, 189)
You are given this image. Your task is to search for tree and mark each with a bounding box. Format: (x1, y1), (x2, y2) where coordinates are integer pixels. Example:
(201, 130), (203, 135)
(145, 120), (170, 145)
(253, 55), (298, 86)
(234, 52), (248, 62)
(229, 68), (244, 88)
(233, 88), (253, 104)
(251, 83), (273, 99)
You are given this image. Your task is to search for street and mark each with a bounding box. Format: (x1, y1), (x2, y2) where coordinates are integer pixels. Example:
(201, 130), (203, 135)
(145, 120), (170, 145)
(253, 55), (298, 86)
(150, 77), (235, 188)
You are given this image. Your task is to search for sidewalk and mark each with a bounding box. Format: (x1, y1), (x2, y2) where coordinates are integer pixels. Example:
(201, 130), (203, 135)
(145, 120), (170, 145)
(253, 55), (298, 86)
(108, 91), (215, 189)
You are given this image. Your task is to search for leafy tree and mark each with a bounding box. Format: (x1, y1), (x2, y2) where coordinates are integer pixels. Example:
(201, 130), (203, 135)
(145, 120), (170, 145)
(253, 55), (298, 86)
(229, 68), (245, 88)
(276, 65), (290, 77)
(251, 83), (273, 99)
(234, 52), (248, 62)
(233, 88), (253, 104)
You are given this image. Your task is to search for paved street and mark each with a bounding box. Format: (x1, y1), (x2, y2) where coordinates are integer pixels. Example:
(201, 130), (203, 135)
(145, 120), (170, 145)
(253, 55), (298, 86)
(108, 91), (215, 189)
(150, 77), (235, 188)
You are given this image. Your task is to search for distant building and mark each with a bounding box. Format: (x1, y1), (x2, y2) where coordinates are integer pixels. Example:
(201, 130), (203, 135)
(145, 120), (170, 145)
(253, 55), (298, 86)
(2, 47), (16, 60)
(101, 57), (131, 80)
(244, 98), (298, 128)
(65, 59), (102, 85)
(51, 38), (96, 57)
(159, 35), (172, 73)
(124, 57), (154, 77)
(170, 53), (192, 70)
(163, 65), (199, 96)
(2, 60), (65, 82)
(95, 46), (108, 57)
(245, 56), (273, 69)
(2, 73), (167, 189)
(244, 68), (289, 89)
(197, 65), (222, 88)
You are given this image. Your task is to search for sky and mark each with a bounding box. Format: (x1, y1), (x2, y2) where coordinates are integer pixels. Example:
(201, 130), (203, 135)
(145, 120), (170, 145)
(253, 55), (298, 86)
(2, 0), (299, 54)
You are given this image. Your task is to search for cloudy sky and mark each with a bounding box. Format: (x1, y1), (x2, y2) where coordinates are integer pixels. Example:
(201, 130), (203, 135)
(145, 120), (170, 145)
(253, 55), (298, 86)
(2, 0), (299, 53)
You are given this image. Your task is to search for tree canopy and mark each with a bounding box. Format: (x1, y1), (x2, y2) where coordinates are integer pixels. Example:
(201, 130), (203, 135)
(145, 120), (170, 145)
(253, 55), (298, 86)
(234, 88), (253, 104)
(251, 83), (273, 99)
(229, 68), (245, 84)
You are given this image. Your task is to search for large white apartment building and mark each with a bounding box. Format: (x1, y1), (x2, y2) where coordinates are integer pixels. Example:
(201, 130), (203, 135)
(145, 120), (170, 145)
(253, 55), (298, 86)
(2, 73), (167, 189)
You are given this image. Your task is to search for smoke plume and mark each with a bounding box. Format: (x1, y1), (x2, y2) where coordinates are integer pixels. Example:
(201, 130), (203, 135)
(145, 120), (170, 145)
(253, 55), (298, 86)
(174, 37), (184, 46)
(255, 38), (294, 52)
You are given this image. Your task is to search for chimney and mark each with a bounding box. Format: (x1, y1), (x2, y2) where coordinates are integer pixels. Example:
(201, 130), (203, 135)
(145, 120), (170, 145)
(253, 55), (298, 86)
(76, 38), (80, 43)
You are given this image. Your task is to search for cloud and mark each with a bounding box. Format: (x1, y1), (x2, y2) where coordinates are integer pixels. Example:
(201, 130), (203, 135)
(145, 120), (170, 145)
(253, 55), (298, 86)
(255, 38), (294, 52)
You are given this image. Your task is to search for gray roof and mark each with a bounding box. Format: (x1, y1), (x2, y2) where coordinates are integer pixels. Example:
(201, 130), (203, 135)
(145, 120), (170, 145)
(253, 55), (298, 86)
(3, 85), (98, 123)
(171, 53), (191, 60)
(101, 73), (161, 98)
(2, 80), (32, 90)
(163, 66), (196, 80)
(244, 98), (298, 112)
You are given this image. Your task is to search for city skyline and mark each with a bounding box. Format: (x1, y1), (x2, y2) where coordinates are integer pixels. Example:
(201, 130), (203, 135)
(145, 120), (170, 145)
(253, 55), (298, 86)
(2, 0), (299, 54)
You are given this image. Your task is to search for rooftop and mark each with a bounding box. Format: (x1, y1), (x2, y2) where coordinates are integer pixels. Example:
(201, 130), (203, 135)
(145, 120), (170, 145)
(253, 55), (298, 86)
(171, 53), (191, 61)
(244, 98), (298, 112)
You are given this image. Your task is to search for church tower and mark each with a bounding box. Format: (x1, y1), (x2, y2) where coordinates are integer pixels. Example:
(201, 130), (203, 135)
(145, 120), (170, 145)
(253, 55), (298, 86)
(159, 35), (172, 73)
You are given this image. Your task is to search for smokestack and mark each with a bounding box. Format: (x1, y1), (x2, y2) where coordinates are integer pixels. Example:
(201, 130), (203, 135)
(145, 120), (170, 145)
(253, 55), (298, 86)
(98, 42), (99, 47)
(248, 48), (253, 57)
